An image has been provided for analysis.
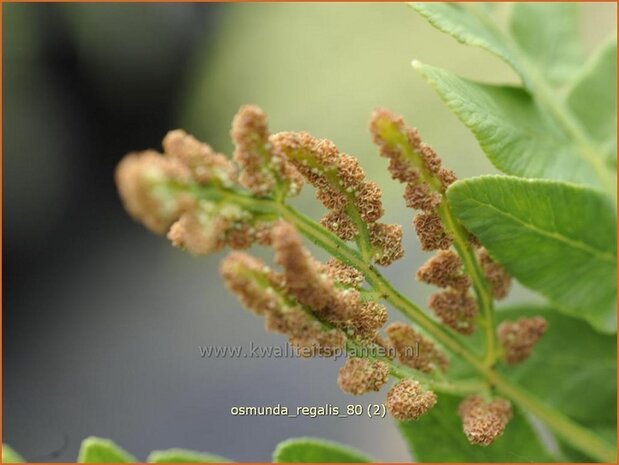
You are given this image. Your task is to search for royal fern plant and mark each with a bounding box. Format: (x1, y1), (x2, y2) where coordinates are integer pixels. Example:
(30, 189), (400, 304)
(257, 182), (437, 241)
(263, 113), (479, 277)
(5, 3), (616, 463)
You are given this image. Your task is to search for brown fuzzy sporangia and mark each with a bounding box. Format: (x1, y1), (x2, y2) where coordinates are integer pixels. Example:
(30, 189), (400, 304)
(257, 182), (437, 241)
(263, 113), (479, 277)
(458, 395), (513, 446)
(497, 317), (547, 364)
(386, 379), (437, 421)
(337, 358), (390, 395)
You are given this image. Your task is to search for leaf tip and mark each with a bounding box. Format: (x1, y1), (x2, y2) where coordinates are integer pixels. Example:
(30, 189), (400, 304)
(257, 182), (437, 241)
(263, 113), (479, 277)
(409, 2), (424, 12)
(78, 436), (136, 463)
(2, 445), (24, 463)
(411, 60), (438, 80)
(272, 437), (372, 463)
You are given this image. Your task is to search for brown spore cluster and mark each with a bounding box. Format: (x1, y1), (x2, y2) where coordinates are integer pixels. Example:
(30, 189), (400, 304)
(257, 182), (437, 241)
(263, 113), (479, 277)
(231, 105), (303, 197)
(270, 131), (403, 265)
(386, 379), (438, 421)
(497, 316), (548, 364)
(337, 358), (390, 395)
(458, 395), (513, 446)
(270, 221), (387, 342)
(476, 247), (512, 300)
(428, 290), (478, 336)
(116, 107), (308, 256)
(370, 108), (455, 252)
(417, 249), (478, 335)
(416, 250), (469, 290)
(220, 251), (345, 358)
(385, 322), (449, 373)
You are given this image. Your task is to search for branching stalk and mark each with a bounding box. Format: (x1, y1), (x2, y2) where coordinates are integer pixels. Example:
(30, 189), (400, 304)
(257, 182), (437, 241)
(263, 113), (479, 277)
(373, 117), (499, 363)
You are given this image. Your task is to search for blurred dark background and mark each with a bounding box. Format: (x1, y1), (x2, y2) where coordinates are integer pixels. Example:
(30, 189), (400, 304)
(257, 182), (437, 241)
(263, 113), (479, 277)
(3, 3), (616, 462)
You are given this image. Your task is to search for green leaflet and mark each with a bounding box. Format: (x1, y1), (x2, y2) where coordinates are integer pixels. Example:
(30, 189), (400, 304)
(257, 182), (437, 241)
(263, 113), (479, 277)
(496, 306), (617, 461)
(2, 444), (24, 463)
(397, 394), (556, 462)
(447, 176), (617, 333)
(410, 3), (527, 85)
(507, 3), (584, 86)
(566, 37), (617, 166)
(411, 3), (583, 88)
(78, 437), (137, 463)
(6, 439), (230, 463)
(413, 62), (614, 191)
(272, 438), (372, 463)
(147, 448), (231, 463)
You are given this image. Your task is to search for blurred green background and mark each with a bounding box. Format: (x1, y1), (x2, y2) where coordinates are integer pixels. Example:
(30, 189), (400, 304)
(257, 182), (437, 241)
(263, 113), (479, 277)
(4, 3), (616, 462)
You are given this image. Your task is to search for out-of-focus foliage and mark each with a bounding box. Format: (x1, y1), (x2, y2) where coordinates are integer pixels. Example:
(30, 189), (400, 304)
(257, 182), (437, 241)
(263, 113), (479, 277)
(2, 444), (24, 463)
(567, 38), (617, 168)
(6, 437), (373, 463)
(78, 437), (137, 463)
(272, 438), (372, 463)
(147, 448), (231, 463)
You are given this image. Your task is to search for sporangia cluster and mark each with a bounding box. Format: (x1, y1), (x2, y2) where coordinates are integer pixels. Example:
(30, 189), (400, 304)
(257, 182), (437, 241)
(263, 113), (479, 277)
(116, 105), (549, 446)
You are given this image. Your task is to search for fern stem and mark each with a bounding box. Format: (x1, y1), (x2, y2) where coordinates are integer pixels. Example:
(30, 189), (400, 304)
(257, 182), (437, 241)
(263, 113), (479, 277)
(437, 202), (498, 367)
(346, 203), (374, 263)
(373, 116), (499, 363)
